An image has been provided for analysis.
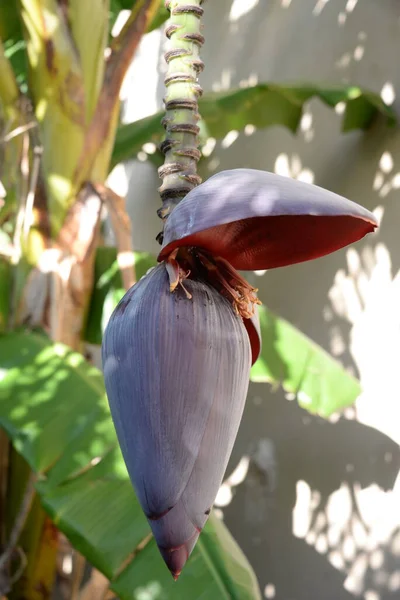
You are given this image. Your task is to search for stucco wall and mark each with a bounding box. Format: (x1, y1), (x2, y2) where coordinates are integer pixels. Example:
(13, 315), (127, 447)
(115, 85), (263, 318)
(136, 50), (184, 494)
(108, 1), (400, 598)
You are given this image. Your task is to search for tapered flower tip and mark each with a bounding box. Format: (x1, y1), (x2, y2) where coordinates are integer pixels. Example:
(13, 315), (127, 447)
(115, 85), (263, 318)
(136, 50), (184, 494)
(158, 169), (378, 270)
(102, 264), (251, 578)
(148, 499), (201, 580)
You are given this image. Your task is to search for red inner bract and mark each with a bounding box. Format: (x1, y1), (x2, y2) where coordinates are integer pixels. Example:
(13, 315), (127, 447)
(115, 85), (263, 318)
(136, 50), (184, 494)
(159, 214), (377, 271)
(243, 316), (261, 366)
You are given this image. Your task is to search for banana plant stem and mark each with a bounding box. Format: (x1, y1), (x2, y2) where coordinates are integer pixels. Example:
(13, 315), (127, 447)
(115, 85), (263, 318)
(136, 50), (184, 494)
(157, 0), (205, 238)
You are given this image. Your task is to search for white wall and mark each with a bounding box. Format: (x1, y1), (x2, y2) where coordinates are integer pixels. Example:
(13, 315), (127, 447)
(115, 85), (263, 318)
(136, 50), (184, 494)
(109, 1), (400, 597)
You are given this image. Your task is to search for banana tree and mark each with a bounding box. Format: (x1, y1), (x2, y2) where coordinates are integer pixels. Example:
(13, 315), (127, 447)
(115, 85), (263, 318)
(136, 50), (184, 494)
(0, 0), (395, 598)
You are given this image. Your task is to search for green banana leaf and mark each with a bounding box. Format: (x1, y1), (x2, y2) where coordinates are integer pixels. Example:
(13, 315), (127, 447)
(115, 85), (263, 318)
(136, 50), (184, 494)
(111, 83), (396, 167)
(0, 330), (262, 599)
(251, 305), (361, 418)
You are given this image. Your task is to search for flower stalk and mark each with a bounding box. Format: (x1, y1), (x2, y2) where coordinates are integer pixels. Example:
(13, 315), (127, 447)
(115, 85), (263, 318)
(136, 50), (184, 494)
(157, 0), (204, 237)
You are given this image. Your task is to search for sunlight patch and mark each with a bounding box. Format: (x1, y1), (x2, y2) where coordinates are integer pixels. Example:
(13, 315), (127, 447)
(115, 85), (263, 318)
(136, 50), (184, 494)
(229, 0), (259, 22)
(381, 82), (395, 106)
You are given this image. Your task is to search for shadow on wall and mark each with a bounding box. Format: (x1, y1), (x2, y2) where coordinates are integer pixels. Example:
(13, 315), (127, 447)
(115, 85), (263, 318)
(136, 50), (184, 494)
(241, 121), (400, 445)
(196, 0), (400, 93)
(222, 386), (400, 600)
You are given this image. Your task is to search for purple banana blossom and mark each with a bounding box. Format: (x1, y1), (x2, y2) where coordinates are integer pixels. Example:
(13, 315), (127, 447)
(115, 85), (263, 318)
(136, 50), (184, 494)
(102, 168), (377, 579)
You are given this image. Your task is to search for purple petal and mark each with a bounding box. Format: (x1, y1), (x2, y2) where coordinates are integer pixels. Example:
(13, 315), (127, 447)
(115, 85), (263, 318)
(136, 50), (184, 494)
(158, 169), (378, 270)
(102, 264), (251, 576)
